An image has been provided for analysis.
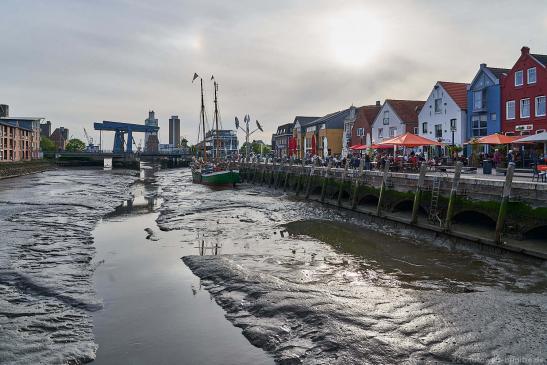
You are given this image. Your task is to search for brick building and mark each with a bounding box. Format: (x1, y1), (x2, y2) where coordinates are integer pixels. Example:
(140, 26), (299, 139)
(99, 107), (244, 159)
(501, 46), (547, 135)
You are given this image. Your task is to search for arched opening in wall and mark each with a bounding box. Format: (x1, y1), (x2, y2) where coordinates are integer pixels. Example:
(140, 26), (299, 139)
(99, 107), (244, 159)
(524, 226), (547, 242)
(359, 195), (378, 207)
(311, 186), (322, 196)
(452, 211), (497, 237)
(340, 189), (351, 201)
(392, 199), (414, 213)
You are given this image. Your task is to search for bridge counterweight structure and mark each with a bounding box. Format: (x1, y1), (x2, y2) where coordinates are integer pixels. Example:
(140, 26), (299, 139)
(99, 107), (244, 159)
(94, 121), (159, 154)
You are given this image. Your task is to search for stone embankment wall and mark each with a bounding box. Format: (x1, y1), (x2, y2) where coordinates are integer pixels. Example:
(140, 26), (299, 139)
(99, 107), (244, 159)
(239, 161), (547, 259)
(0, 160), (54, 180)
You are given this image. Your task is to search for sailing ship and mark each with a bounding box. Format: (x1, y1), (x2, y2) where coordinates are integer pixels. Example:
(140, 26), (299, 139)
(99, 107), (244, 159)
(191, 75), (240, 186)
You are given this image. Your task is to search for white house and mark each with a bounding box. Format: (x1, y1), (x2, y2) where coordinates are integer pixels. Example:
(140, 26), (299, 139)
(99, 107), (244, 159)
(418, 81), (468, 146)
(371, 99), (425, 143)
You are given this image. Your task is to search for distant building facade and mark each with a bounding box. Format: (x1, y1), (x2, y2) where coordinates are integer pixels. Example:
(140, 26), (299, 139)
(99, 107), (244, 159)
(501, 46), (547, 135)
(466, 64), (509, 142)
(418, 81), (468, 146)
(349, 101), (382, 149)
(169, 115), (181, 147)
(144, 111), (159, 151)
(371, 99), (424, 143)
(201, 129), (238, 158)
(40, 120), (52, 138)
(50, 127), (69, 151)
(0, 105), (42, 161)
(272, 122), (294, 158)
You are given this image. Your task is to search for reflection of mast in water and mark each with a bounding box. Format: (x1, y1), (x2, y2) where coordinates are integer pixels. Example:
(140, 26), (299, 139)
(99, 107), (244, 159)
(195, 239), (221, 256)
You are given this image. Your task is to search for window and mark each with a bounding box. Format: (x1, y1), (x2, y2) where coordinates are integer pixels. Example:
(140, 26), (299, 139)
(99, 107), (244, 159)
(357, 128), (364, 136)
(434, 124), (442, 138)
(515, 70), (523, 86)
(506, 100), (515, 120)
(473, 90), (484, 110)
(536, 96), (546, 117)
(383, 110), (389, 125)
(490, 113), (497, 121)
(434, 98), (442, 113)
(378, 128), (383, 139)
(472, 115), (488, 137)
(527, 67), (537, 84)
(520, 98), (530, 118)
(389, 127), (397, 137)
(413, 127), (418, 134)
(422, 122), (428, 134)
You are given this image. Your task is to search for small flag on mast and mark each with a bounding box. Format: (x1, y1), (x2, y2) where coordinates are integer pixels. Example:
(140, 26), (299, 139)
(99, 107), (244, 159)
(211, 75), (215, 80)
(192, 73), (199, 83)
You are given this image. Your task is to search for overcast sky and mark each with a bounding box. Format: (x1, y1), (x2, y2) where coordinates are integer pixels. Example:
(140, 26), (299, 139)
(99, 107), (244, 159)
(1, 0), (546, 146)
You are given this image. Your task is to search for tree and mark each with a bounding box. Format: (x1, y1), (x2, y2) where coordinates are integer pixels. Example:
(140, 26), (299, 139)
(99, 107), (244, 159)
(240, 141), (272, 156)
(40, 137), (56, 152)
(65, 138), (86, 152)
(180, 137), (188, 147)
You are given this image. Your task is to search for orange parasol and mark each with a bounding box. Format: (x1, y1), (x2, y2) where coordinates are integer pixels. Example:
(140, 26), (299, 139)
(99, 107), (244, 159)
(379, 133), (442, 147)
(472, 133), (523, 145)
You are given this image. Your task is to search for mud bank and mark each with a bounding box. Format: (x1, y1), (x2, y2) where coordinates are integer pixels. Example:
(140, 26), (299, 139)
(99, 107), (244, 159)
(0, 160), (54, 180)
(0, 169), (135, 364)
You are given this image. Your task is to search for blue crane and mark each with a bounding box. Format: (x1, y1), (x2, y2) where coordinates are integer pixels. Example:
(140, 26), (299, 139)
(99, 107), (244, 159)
(94, 121), (159, 154)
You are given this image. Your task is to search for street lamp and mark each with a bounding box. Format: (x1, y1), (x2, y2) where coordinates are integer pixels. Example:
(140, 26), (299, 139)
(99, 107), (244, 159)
(235, 115), (263, 162)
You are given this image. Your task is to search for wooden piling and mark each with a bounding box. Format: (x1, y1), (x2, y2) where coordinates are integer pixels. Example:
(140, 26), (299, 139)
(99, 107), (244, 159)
(305, 162), (316, 199)
(337, 160), (349, 206)
(411, 163), (428, 224)
(320, 160), (332, 202)
(283, 160), (292, 192)
(444, 162), (463, 230)
(376, 161), (390, 216)
(495, 163), (515, 244)
(351, 159), (365, 209)
(295, 160), (305, 196)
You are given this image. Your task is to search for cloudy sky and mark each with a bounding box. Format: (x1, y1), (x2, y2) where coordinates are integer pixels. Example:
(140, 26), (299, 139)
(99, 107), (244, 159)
(1, 0), (546, 146)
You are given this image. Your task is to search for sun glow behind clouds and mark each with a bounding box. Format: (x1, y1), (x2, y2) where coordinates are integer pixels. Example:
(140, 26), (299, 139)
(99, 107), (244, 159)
(326, 8), (385, 68)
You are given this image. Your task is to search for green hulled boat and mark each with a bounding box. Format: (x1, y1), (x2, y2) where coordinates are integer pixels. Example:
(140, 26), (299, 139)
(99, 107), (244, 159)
(192, 168), (240, 186)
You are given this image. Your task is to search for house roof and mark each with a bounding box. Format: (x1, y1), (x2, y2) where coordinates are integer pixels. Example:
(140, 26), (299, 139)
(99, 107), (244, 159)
(0, 120), (33, 132)
(354, 104), (382, 131)
(438, 81), (469, 110)
(309, 108), (354, 129)
(531, 53), (547, 67)
(485, 66), (510, 79)
(293, 116), (319, 127)
(385, 99), (425, 123)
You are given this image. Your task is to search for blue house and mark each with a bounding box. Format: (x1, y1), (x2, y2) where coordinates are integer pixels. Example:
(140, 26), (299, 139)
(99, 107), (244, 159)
(466, 64), (509, 144)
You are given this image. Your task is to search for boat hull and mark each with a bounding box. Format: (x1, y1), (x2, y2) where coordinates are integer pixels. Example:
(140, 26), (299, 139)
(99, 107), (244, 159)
(192, 170), (240, 186)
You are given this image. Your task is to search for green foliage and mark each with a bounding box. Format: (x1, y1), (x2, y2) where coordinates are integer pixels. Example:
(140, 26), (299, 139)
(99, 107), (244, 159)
(40, 137), (56, 152)
(65, 138), (86, 152)
(240, 141), (272, 155)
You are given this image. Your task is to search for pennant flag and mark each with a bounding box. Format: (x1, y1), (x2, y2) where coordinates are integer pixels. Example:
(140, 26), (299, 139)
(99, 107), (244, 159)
(192, 73), (199, 83)
(235, 116), (240, 129)
(211, 75), (215, 80)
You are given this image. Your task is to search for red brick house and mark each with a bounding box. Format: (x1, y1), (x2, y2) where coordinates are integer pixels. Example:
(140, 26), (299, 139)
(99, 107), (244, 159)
(501, 46), (547, 135)
(350, 101), (382, 147)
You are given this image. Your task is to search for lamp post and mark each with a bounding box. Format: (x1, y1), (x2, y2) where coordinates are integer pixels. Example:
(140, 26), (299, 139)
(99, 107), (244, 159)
(235, 114), (263, 162)
(450, 118), (456, 147)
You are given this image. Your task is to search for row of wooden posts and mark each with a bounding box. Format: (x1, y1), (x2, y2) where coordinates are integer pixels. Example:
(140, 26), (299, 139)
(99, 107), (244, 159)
(238, 158), (516, 244)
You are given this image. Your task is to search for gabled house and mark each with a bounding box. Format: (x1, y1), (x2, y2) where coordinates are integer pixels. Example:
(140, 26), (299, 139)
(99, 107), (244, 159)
(418, 81), (468, 146)
(272, 122), (294, 158)
(291, 116), (319, 158)
(343, 101), (381, 155)
(501, 46), (547, 136)
(466, 64), (509, 142)
(371, 99), (424, 143)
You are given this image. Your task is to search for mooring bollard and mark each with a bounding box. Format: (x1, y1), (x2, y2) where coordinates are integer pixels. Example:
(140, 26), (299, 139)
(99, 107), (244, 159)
(444, 162), (463, 230)
(337, 160), (350, 206)
(376, 161), (390, 216)
(351, 159), (365, 209)
(411, 163), (428, 224)
(320, 160), (332, 202)
(495, 162), (515, 244)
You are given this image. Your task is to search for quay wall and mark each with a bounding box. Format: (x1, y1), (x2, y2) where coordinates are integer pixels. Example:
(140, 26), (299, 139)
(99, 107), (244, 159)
(238, 162), (547, 259)
(0, 160), (54, 180)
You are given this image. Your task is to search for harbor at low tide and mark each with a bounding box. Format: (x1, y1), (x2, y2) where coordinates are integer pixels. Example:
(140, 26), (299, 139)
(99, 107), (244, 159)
(0, 165), (546, 364)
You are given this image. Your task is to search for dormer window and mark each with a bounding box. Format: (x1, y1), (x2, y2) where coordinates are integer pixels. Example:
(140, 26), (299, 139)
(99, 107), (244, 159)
(515, 70), (523, 86)
(527, 67), (537, 84)
(434, 98), (442, 113)
(383, 110), (389, 125)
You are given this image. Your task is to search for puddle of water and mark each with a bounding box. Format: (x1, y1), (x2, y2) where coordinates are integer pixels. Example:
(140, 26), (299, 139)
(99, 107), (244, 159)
(91, 169), (273, 365)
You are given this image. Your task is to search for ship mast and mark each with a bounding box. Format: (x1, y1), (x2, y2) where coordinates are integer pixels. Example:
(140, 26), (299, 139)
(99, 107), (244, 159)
(200, 78), (207, 162)
(213, 80), (220, 160)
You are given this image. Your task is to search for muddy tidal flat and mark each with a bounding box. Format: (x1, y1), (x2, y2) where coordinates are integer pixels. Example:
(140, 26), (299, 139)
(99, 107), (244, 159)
(0, 167), (546, 364)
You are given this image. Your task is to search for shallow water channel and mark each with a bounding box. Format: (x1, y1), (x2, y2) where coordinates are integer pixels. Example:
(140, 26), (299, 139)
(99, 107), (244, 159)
(0, 165), (546, 364)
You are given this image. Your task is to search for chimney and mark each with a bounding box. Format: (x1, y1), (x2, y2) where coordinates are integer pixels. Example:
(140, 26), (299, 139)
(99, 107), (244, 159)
(480, 63), (487, 69)
(375, 100), (381, 106)
(521, 46), (530, 55)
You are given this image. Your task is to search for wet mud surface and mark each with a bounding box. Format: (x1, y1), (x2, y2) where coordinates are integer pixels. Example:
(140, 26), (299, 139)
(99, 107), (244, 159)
(0, 169), (135, 364)
(1, 167), (546, 364)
